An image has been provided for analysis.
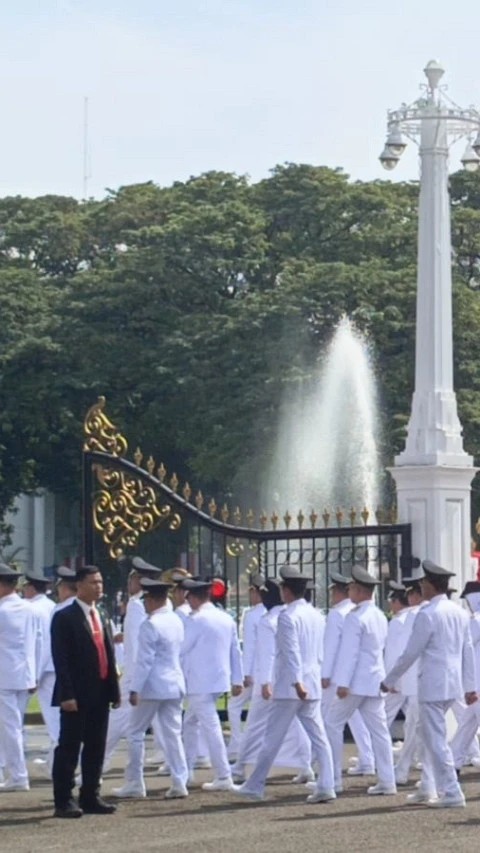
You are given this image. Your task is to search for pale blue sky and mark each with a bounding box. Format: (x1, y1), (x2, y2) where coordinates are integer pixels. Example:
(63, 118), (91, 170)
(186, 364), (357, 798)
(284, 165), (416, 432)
(2, 0), (480, 198)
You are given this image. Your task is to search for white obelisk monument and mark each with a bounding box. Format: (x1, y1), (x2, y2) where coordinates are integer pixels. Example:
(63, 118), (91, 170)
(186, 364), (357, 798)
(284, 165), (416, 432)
(380, 62), (480, 587)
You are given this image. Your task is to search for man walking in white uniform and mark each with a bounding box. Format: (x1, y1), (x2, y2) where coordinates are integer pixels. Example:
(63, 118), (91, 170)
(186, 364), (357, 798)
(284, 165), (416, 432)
(234, 566), (335, 803)
(384, 581), (410, 729)
(0, 563), (38, 792)
(23, 569), (57, 774)
(321, 572), (375, 777)
(181, 577), (243, 792)
(227, 573), (265, 762)
(382, 560), (477, 808)
(113, 577), (188, 799)
(106, 556), (164, 774)
(325, 565), (396, 796)
(451, 581), (480, 773)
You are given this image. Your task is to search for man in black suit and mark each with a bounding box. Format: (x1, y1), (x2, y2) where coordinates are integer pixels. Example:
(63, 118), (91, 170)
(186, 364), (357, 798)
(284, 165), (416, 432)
(51, 565), (120, 818)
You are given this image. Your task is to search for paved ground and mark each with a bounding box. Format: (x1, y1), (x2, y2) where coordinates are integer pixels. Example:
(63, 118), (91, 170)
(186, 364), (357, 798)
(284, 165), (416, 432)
(2, 726), (480, 853)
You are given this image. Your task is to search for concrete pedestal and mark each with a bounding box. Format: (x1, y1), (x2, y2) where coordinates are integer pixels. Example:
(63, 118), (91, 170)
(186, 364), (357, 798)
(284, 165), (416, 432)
(390, 465), (477, 589)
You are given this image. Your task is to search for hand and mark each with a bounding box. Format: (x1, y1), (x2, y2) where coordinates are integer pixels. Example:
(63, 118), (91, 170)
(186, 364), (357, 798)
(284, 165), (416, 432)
(243, 676), (253, 688)
(321, 678), (331, 690)
(129, 692), (138, 706)
(113, 632), (124, 644)
(465, 691), (478, 706)
(28, 686), (37, 695)
(337, 686), (349, 700)
(380, 682), (389, 693)
(61, 699), (78, 712)
(261, 684), (272, 700)
(231, 684), (243, 697)
(294, 682), (308, 701)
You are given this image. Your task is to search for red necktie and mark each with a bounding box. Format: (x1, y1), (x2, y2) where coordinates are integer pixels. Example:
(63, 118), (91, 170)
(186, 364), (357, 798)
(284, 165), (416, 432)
(90, 608), (109, 680)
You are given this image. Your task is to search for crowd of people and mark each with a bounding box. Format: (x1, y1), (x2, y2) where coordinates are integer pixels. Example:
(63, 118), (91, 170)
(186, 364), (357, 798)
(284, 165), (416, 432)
(0, 554), (479, 818)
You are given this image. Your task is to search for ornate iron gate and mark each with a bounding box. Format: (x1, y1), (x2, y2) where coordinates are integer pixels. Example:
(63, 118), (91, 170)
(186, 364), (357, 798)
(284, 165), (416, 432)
(82, 397), (415, 616)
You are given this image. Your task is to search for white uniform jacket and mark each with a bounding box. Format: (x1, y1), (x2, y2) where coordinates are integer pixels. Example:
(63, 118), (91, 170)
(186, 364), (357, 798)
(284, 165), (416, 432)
(0, 592), (38, 690)
(273, 598), (323, 700)
(122, 593), (146, 683)
(321, 599), (354, 682)
(384, 608), (410, 674)
(333, 599), (388, 696)
(384, 594), (477, 702)
(181, 602), (243, 694)
(254, 605), (284, 695)
(398, 604), (426, 696)
(175, 602), (191, 623)
(53, 596), (75, 614)
(470, 613), (480, 692)
(130, 606), (185, 700)
(28, 593), (55, 679)
(242, 602), (266, 679)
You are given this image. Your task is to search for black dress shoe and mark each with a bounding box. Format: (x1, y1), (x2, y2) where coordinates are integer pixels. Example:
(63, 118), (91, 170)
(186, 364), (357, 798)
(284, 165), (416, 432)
(79, 798), (116, 815)
(54, 803), (83, 819)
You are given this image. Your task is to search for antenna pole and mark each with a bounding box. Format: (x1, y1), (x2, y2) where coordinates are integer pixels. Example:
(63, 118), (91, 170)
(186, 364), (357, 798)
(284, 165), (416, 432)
(83, 97), (89, 199)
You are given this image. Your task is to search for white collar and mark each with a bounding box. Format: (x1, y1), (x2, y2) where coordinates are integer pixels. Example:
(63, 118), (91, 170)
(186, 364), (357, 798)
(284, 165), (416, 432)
(75, 597), (98, 617)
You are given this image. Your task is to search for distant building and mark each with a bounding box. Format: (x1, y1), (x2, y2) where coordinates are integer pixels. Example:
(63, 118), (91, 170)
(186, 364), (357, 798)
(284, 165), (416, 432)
(5, 491), (80, 574)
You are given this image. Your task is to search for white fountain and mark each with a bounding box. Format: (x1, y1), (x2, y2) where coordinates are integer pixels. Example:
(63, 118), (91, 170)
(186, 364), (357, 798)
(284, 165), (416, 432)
(264, 317), (382, 516)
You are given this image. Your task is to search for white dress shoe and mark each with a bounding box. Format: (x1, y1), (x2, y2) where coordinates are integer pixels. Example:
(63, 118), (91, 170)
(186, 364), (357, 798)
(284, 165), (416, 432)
(112, 782), (146, 798)
(194, 758), (212, 770)
(292, 770), (315, 784)
(347, 766), (375, 776)
(232, 774), (246, 784)
(367, 783), (397, 796)
(232, 785), (264, 800)
(0, 781), (30, 792)
(406, 790), (437, 804)
(165, 786), (188, 799)
(145, 751), (165, 765)
(202, 778), (234, 792)
(395, 775), (409, 786)
(427, 794), (466, 809)
(306, 789), (336, 803)
(157, 764), (171, 776)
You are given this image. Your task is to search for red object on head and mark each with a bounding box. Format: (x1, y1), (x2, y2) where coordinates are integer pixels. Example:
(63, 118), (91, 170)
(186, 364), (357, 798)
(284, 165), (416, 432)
(211, 578), (226, 600)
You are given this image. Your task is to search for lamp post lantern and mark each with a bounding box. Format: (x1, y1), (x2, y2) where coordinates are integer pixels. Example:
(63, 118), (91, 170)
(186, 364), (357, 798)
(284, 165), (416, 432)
(383, 62), (480, 587)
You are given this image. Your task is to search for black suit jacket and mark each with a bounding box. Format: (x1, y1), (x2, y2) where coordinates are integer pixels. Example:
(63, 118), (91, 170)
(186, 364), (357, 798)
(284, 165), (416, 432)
(51, 601), (120, 709)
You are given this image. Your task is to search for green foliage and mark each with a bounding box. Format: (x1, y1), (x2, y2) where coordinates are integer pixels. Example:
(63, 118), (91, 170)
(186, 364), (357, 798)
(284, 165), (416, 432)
(2, 165), (480, 540)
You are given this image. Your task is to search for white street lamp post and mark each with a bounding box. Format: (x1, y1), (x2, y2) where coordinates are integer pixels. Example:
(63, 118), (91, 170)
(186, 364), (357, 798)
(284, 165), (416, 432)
(383, 61), (480, 587)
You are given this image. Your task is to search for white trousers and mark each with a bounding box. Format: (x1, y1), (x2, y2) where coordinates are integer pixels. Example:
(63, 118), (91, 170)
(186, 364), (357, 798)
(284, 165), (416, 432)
(37, 672), (59, 770)
(420, 700), (463, 799)
(322, 685), (374, 770)
(242, 698), (334, 796)
(450, 701), (480, 770)
(385, 691), (409, 730)
(233, 693), (312, 774)
(326, 694), (395, 789)
(393, 697), (435, 793)
(104, 680), (132, 766)
(227, 685), (252, 758)
(452, 699), (480, 761)
(0, 690), (29, 784)
(183, 694), (231, 779)
(125, 698), (188, 789)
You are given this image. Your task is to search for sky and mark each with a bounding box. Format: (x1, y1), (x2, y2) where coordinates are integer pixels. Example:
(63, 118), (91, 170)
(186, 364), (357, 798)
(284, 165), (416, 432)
(3, 0), (480, 199)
